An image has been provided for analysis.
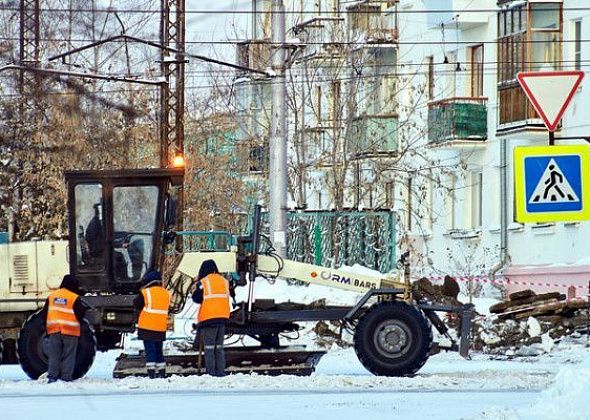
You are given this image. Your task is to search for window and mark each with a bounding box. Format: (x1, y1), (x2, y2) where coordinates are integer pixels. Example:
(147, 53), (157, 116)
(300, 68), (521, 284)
(385, 181), (395, 208)
(112, 186), (159, 284)
(330, 81), (341, 124)
(426, 56), (434, 100)
(445, 51), (457, 98)
(497, 3), (563, 126)
(574, 20), (582, 70)
(471, 44), (484, 97)
(423, 178), (433, 231)
(446, 175), (456, 230)
(249, 144), (265, 173)
(315, 85), (323, 124)
(75, 183), (104, 272)
(470, 172), (483, 229)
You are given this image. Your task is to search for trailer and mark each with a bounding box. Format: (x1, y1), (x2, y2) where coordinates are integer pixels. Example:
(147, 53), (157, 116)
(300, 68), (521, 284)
(1, 168), (474, 379)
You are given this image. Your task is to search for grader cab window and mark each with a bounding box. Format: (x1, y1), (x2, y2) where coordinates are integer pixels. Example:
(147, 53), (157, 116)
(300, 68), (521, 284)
(75, 183), (105, 272)
(112, 185), (159, 284)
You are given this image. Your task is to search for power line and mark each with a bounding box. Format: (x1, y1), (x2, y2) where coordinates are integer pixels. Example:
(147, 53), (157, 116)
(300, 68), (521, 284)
(1, 34), (589, 46)
(0, 6), (589, 14)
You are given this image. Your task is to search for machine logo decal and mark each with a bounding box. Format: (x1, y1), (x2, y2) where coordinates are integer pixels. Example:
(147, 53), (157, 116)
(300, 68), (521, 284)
(317, 271), (376, 289)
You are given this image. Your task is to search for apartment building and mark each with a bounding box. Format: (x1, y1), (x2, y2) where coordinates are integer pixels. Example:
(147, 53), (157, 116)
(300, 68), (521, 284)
(235, 1), (398, 211)
(398, 0), (590, 293)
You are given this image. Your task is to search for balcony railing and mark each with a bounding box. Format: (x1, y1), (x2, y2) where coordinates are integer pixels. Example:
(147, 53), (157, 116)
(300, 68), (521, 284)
(293, 17), (346, 59)
(427, 97), (488, 144)
(497, 84), (543, 130)
(347, 2), (397, 44)
(351, 114), (398, 156)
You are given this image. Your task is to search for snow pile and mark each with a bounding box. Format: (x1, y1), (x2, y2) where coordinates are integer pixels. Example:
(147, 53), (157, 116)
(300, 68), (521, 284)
(528, 354), (590, 420)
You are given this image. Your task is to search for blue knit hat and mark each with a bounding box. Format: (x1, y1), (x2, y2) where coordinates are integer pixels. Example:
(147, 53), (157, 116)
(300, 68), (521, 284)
(142, 270), (162, 285)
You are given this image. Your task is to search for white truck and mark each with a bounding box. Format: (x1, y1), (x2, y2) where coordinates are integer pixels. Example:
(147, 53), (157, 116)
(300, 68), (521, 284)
(0, 239), (68, 364)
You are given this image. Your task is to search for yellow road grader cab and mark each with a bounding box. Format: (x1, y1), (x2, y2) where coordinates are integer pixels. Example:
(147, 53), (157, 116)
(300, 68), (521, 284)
(2, 168), (474, 379)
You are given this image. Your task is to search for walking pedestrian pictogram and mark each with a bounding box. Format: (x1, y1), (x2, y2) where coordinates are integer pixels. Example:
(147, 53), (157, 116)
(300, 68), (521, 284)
(528, 158), (579, 205)
(514, 145), (590, 223)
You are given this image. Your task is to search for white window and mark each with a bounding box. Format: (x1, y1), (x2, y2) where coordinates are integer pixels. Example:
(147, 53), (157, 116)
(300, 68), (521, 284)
(470, 172), (483, 229)
(445, 51), (457, 98)
(573, 20), (582, 71)
(446, 174), (456, 230)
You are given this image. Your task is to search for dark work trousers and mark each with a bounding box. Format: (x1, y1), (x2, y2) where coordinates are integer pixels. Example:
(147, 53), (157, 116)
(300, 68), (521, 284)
(143, 340), (165, 374)
(200, 324), (226, 376)
(47, 333), (78, 382)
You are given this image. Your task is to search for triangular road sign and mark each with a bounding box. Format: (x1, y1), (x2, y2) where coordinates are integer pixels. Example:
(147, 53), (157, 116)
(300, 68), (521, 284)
(517, 71), (584, 131)
(528, 158), (579, 204)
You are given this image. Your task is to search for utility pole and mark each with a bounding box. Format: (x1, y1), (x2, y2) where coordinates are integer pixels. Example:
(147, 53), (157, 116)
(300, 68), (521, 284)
(160, 0), (185, 235)
(10, 0), (40, 241)
(160, 0), (185, 168)
(269, 0), (288, 256)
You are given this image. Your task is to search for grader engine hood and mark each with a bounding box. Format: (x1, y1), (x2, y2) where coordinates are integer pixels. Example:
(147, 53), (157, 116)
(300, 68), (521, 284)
(65, 168), (184, 294)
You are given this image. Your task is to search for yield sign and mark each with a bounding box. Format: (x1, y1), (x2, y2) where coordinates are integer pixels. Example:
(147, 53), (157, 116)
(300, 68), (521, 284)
(517, 71), (584, 131)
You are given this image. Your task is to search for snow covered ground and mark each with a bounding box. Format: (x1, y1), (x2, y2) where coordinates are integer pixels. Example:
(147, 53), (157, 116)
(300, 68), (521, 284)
(2, 278), (590, 419)
(2, 345), (589, 420)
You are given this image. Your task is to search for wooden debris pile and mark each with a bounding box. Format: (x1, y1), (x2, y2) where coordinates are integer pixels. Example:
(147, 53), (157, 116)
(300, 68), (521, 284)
(489, 289), (588, 322)
(412, 276), (462, 307)
(473, 289), (590, 356)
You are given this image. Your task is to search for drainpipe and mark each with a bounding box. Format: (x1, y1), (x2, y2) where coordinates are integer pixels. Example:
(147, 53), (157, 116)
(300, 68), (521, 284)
(489, 137), (511, 283)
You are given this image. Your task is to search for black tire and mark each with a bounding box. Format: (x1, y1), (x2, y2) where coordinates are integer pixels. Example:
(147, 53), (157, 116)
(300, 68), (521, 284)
(353, 301), (432, 377)
(17, 311), (97, 380)
(1, 337), (18, 364)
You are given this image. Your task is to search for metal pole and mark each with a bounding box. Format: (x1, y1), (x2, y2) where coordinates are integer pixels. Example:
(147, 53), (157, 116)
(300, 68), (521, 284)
(269, 0), (288, 256)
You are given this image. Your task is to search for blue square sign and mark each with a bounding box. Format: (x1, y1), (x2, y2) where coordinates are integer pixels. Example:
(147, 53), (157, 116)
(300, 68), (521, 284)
(524, 155), (582, 213)
(514, 145), (590, 223)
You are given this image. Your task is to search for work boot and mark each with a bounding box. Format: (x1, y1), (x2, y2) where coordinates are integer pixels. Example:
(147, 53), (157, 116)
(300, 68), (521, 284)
(147, 368), (156, 379)
(156, 362), (166, 378)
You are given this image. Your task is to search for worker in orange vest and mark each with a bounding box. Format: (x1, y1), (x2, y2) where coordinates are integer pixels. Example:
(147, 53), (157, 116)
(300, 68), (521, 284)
(133, 270), (170, 378)
(42, 274), (86, 383)
(192, 259), (234, 376)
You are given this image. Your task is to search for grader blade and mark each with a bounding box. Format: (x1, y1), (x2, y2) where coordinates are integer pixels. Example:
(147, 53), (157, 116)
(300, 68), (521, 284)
(112, 346), (326, 378)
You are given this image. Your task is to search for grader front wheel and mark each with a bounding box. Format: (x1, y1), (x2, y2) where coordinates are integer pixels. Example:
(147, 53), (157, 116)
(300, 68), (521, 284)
(353, 301), (433, 377)
(17, 311), (97, 380)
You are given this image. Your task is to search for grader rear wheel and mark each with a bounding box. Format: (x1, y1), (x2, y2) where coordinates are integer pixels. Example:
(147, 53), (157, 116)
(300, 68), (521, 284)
(353, 301), (432, 377)
(17, 311), (97, 380)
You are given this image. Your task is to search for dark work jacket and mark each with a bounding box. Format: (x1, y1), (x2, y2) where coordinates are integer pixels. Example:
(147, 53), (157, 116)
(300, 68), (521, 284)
(191, 282), (235, 329)
(133, 293), (166, 341)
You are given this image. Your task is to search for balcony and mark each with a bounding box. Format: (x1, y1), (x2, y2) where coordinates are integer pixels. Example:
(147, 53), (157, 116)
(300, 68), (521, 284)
(236, 39), (271, 78)
(427, 97), (488, 144)
(351, 114), (398, 157)
(293, 17), (346, 60)
(497, 84), (544, 132)
(423, 0), (490, 30)
(347, 2), (397, 44)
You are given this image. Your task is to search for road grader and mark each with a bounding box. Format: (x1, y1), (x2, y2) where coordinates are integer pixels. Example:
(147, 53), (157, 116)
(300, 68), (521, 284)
(0, 168), (474, 379)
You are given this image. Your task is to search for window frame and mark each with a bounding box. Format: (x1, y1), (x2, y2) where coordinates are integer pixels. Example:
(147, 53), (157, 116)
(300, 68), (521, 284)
(470, 44), (484, 97)
(573, 19), (582, 71)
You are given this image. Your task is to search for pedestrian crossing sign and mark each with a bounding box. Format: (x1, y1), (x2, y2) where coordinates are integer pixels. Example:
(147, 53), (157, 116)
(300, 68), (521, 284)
(514, 145), (590, 222)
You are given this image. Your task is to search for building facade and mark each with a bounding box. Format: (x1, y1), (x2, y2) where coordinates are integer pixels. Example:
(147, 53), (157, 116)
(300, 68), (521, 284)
(235, 1), (589, 293)
(399, 0), (590, 295)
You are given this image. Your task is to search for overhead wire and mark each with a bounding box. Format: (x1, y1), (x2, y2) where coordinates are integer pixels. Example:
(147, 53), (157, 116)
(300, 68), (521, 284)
(0, 5), (589, 14)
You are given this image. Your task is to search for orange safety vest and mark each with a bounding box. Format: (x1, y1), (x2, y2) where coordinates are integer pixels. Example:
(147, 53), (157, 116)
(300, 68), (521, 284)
(197, 273), (231, 323)
(46, 288), (81, 337)
(138, 285), (170, 332)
